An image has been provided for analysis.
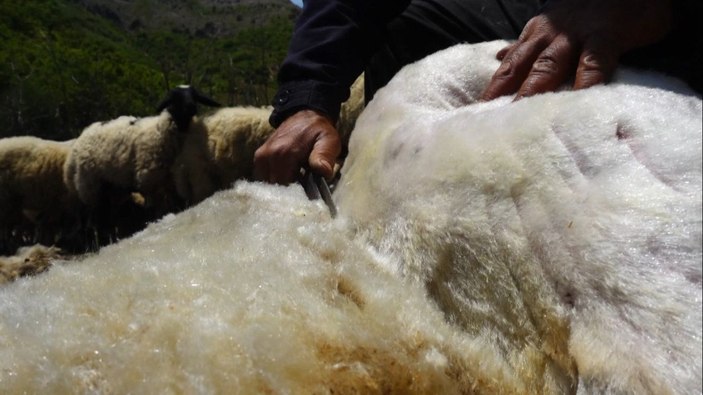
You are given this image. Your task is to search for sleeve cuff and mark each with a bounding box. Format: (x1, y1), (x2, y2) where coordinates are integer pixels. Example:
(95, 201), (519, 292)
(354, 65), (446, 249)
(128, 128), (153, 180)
(269, 80), (345, 128)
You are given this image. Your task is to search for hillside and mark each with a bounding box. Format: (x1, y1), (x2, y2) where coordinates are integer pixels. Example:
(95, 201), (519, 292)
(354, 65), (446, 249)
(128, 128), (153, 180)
(76, 0), (299, 37)
(0, 0), (300, 140)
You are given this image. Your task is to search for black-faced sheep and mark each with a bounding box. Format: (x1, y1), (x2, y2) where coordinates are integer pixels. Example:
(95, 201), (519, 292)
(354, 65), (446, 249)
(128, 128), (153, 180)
(170, 76), (366, 205)
(61, 115), (189, 252)
(171, 106), (276, 205)
(156, 85), (221, 132)
(0, 136), (82, 254)
(64, 86), (220, 212)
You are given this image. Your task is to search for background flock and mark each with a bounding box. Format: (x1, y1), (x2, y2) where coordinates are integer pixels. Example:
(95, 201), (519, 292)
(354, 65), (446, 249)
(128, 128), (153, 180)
(0, 76), (365, 280)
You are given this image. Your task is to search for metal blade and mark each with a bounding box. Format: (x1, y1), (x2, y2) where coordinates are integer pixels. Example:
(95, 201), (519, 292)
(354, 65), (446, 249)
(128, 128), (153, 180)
(300, 170), (337, 218)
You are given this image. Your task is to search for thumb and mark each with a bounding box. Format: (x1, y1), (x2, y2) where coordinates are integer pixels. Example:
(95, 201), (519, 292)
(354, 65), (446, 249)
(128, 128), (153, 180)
(309, 130), (341, 180)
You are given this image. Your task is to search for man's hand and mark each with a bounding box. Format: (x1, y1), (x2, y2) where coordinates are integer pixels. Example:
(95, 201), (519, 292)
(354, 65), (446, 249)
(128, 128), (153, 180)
(254, 109), (341, 185)
(480, 0), (673, 101)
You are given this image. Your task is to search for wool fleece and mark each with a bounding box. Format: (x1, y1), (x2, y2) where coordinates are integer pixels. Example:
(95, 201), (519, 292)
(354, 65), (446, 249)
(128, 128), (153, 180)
(1, 41), (701, 394)
(337, 40), (702, 394)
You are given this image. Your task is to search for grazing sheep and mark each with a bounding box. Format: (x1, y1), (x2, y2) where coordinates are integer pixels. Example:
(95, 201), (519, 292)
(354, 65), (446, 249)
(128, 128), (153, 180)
(156, 85), (221, 132)
(0, 244), (63, 284)
(0, 136), (81, 253)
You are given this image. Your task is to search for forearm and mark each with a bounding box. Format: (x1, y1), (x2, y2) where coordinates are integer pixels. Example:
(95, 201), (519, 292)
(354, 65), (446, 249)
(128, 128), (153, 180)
(270, 0), (410, 127)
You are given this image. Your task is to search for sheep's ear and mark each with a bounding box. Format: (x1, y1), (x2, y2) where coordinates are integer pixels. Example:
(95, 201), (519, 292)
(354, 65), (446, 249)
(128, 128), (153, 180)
(156, 94), (173, 113)
(194, 90), (221, 107)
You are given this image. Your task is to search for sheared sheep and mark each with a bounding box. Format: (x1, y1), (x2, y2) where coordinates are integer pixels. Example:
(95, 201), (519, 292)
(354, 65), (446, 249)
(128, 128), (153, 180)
(336, 40), (702, 394)
(0, 40), (700, 394)
(0, 136), (81, 254)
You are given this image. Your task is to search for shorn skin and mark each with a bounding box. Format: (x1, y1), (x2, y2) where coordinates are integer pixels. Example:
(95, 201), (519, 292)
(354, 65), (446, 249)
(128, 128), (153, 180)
(0, 41), (700, 394)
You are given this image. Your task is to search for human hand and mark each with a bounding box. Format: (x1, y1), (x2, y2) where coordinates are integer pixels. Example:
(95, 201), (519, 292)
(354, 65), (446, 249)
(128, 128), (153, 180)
(253, 109), (341, 185)
(480, 0), (673, 101)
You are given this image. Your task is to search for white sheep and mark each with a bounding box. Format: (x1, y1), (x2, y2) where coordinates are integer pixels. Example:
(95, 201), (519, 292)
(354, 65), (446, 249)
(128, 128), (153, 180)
(0, 41), (699, 393)
(336, 40), (702, 394)
(170, 106), (276, 205)
(171, 77), (366, 205)
(64, 113), (182, 216)
(0, 136), (81, 252)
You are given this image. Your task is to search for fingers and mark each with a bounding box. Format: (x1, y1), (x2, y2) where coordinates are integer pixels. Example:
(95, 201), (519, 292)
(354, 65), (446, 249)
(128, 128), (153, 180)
(515, 34), (577, 99)
(495, 44), (514, 61)
(253, 110), (340, 185)
(482, 34), (619, 101)
(253, 137), (303, 184)
(573, 38), (619, 90)
(480, 37), (550, 101)
(309, 132), (341, 181)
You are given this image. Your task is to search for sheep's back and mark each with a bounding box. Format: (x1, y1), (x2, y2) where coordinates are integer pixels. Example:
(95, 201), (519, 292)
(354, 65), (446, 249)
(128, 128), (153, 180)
(0, 136), (73, 211)
(128, 113), (181, 186)
(336, 40), (702, 394)
(65, 116), (139, 196)
(204, 106), (275, 184)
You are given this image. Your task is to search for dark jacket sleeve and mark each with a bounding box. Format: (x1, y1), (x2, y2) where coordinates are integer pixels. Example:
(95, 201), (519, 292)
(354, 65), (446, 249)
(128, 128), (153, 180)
(269, 0), (411, 127)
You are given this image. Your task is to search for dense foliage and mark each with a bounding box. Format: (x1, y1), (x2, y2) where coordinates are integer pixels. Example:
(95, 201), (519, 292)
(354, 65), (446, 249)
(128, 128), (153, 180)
(0, 0), (296, 140)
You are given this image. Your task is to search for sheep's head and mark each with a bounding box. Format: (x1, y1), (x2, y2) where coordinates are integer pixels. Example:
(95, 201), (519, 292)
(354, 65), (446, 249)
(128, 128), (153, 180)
(157, 85), (221, 132)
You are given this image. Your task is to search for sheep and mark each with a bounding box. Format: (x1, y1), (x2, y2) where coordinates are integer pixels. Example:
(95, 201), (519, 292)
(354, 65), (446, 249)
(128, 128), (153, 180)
(0, 39), (699, 393)
(64, 86), (220, 217)
(336, 40), (702, 394)
(156, 85), (221, 132)
(171, 77), (366, 205)
(63, 113), (184, 218)
(0, 136), (82, 254)
(171, 106), (276, 205)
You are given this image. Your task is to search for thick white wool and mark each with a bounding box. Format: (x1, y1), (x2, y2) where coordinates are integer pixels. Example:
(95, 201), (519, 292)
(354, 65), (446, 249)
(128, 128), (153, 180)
(0, 41), (699, 394)
(173, 82), (366, 206)
(64, 113), (180, 206)
(0, 183), (524, 394)
(337, 40), (702, 394)
(0, 136), (79, 232)
(171, 106), (276, 205)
